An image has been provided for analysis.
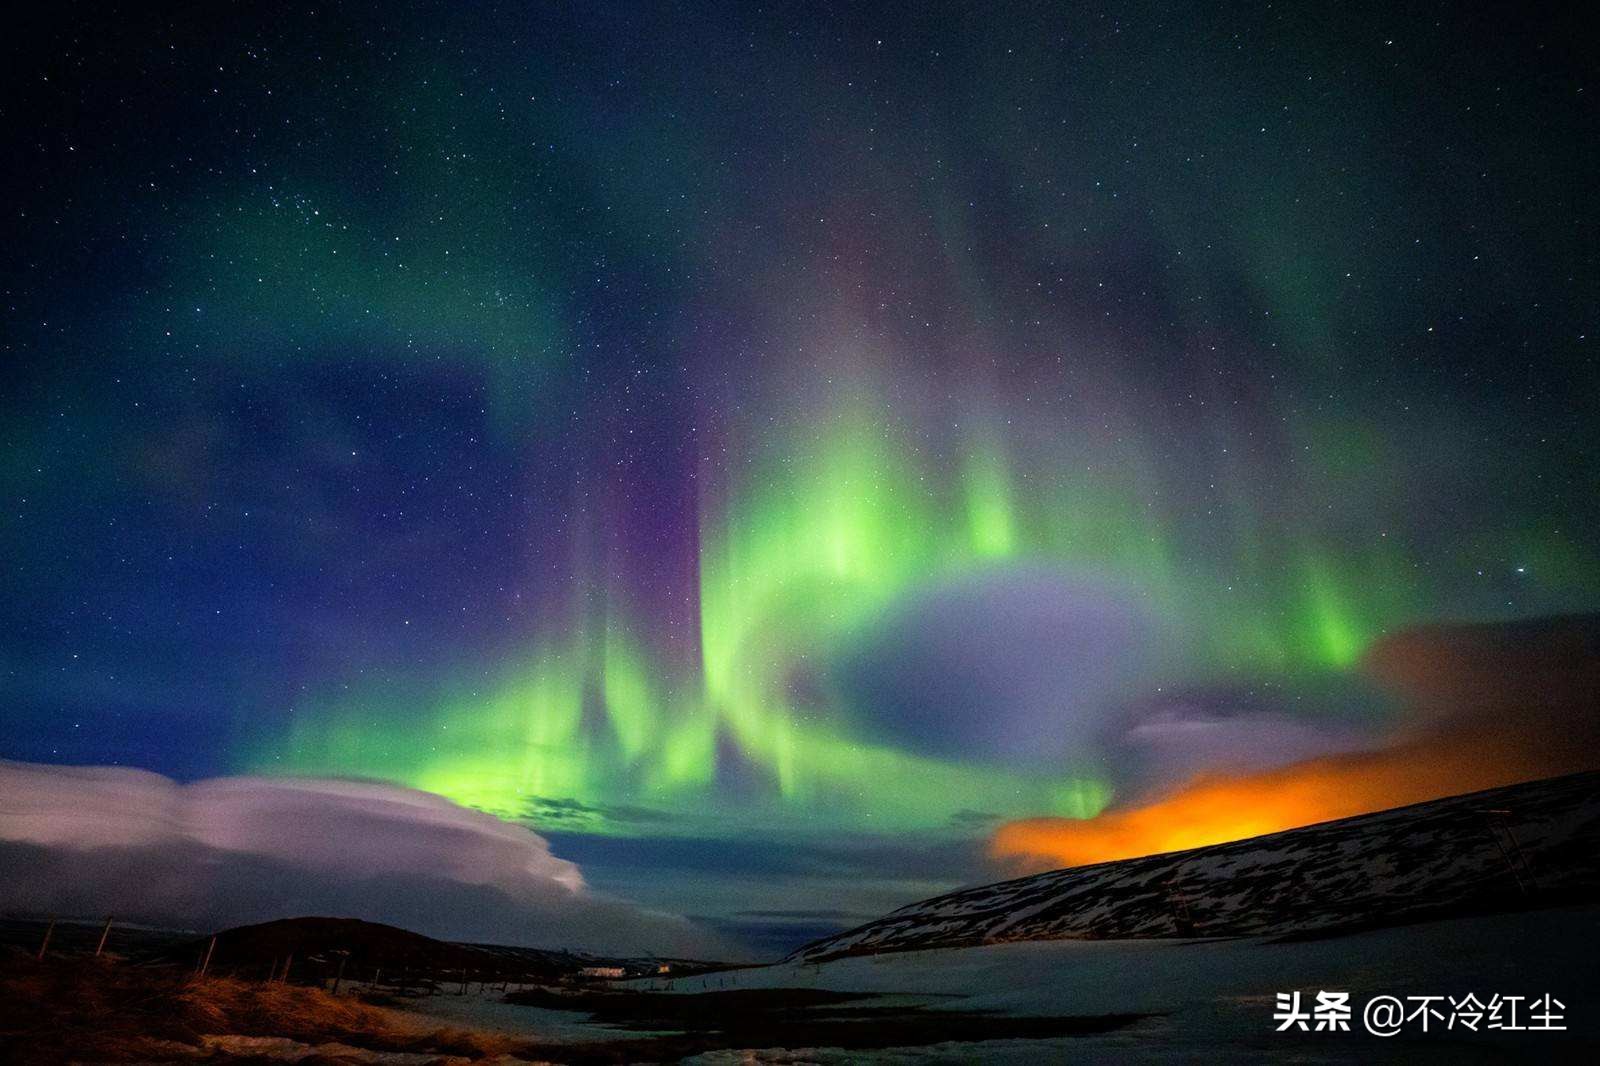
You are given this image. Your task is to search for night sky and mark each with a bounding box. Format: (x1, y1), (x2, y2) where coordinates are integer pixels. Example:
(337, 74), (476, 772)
(3, 1), (1597, 954)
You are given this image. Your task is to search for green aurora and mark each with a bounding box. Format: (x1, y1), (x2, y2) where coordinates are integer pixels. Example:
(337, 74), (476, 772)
(250, 385), (1590, 837)
(5, 2), (1596, 881)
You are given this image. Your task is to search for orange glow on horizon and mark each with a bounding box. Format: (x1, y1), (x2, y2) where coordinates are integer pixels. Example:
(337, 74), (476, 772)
(990, 729), (1584, 871)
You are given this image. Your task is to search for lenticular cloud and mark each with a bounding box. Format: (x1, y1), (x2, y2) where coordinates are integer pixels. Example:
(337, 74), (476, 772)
(0, 760), (727, 958)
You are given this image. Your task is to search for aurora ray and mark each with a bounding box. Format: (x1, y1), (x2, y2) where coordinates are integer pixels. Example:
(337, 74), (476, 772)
(3, 0), (1597, 954)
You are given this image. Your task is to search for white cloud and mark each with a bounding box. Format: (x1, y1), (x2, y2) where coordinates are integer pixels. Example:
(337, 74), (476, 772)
(0, 760), (735, 959)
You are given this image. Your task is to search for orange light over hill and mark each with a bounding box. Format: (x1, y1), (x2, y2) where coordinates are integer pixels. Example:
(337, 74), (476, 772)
(994, 615), (1600, 872)
(990, 729), (1578, 871)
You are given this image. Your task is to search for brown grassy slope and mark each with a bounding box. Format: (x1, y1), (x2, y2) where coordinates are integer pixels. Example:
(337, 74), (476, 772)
(0, 948), (520, 1064)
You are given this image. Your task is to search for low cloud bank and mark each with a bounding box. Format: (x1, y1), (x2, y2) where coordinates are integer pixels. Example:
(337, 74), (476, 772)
(0, 763), (735, 959)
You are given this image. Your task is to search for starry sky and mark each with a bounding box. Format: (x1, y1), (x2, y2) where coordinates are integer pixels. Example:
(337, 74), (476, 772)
(3, 1), (1597, 954)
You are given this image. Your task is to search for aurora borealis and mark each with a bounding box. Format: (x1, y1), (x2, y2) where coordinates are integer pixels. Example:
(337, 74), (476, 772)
(3, 1), (1598, 952)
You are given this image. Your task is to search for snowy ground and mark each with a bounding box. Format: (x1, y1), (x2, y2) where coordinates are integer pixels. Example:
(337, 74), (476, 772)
(570, 903), (1599, 1062)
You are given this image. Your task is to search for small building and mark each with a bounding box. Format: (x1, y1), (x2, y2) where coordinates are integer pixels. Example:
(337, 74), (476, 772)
(578, 966), (626, 979)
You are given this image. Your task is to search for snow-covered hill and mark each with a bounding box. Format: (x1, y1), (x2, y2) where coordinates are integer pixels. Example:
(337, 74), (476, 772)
(789, 771), (1600, 962)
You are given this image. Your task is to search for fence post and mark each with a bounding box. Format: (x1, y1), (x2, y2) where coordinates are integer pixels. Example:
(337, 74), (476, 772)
(95, 916), (114, 957)
(36, 918), (56, 960)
